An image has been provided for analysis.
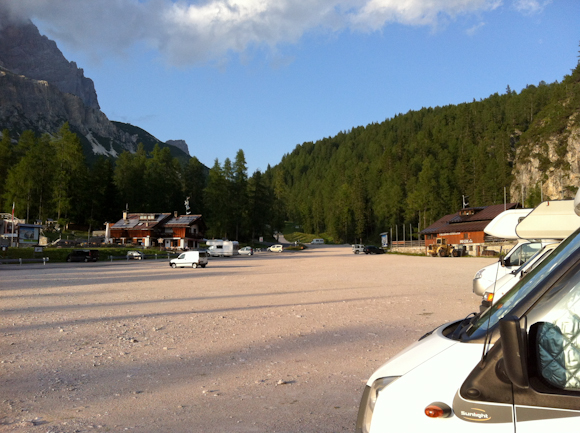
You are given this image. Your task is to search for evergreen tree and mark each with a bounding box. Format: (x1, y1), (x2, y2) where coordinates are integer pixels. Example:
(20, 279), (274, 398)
(51, 123), (87, 222)
(232, 149), (249, 240)
(184, 156), (207, 215)
(204, 159), (229, 238)
(0, 129), (12, 211)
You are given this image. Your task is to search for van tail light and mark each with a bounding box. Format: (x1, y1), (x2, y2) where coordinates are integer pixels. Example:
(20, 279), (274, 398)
(485, 293), (494, 303)
(425, 402), (452, 418)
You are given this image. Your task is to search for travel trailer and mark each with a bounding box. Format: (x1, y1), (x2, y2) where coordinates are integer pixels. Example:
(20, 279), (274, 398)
(205, 239), (240, 257)
(356, 191), (580, 433)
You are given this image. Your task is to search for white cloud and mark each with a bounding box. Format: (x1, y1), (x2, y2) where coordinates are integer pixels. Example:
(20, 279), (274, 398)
(466, 21), (486, 35)
(0, 0), (537, 66)
(513, 0), (552, 14)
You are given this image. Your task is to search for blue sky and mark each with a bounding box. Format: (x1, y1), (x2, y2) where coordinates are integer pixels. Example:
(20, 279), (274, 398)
(4, 0), (580, 173)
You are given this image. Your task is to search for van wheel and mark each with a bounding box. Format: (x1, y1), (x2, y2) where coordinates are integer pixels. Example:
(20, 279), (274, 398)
(171, 263), (176, 268)
(355, 251), (359, 254)
(192, 263), (197, 268)
(201, 264), (206, 268)
(84, 258), (88, 262)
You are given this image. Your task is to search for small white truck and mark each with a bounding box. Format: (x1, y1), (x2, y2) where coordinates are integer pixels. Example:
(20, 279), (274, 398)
(169, 250), (208, 268)
(352, 244), (365, 254)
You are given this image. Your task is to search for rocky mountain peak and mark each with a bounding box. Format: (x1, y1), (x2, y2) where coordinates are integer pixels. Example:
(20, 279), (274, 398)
(166, 139), (190, 156)
(0, 18), (100, 110)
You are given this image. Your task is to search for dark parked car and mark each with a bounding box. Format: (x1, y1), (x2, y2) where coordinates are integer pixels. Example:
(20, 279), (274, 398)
(66, 249), (99, 262)
(127, 250), (145, 260)
(364, 245), (385, 254)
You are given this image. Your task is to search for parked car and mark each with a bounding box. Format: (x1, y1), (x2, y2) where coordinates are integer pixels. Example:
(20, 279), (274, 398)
(352, 244), (365, 254)
(363, 245), (384, 254)
(311, 238), (325, 244)
(169, 250), (208, 268)
(66, 249), (99, 262)
(127, 250), (145, 260)
(239, 246), (254, 255)
(267, 244), (284, 253)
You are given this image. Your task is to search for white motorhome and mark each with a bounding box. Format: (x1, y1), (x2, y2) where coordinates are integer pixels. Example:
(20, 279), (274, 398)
(480, 242), (560, 309)
(205, 239), (240, 257)
(356, 192), (580, 433)
(480, 200), (580, 308)
(169, 250), (208, 268)
(472, 205), (571, 296)
(472, 207), (535, 295)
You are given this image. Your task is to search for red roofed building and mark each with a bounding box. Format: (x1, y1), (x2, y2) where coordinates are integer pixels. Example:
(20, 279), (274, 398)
(420, 203), (520, 256)
(108, 211), (206, 250)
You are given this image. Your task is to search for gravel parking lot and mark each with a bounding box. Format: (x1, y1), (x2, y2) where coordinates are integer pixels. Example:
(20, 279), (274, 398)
(1, 247), (493, 432)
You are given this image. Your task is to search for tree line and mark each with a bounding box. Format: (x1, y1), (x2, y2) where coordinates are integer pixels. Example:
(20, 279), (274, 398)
(271, 59), (580, 243)
(2, 53), (578, 245)
(0, 123), (284, 241)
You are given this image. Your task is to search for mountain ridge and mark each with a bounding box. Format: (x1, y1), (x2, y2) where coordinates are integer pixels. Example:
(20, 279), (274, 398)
(0, 19), (193, 165)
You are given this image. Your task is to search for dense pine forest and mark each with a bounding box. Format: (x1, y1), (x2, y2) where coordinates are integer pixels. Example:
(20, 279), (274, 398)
(0, 124), (284, 241)
(271, 59), (580, 243)
(1, 57), (579, 245)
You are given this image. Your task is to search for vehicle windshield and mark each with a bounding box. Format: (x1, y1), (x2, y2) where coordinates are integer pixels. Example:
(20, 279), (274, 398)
(462, 229), (580, 341)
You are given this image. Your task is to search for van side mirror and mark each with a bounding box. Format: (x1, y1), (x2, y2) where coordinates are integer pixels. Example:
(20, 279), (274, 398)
(500, 256), (507, 267)
(499, 316), (529, 389)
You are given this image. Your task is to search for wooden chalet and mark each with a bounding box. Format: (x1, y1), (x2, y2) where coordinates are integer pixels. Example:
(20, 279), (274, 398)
(108, 211), (206, 250)
(109, 212), (172, 247)
(420, 203), (520, 255)
(161, 214), (206, 250)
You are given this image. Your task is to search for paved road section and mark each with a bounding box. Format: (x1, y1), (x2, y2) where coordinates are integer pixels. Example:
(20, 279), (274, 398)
(1, 248), (493, 432)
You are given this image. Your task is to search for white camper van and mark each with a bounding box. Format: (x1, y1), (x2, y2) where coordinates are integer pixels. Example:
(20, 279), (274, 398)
(169, 250), (208, 268)
(473, 240), (543, 295)
(473, 201), (578, 295)
(356, 193), (580, 433)
(205, 240), (240, 257)
(480, 242), (560, 309)
(480, 200), (580, 308)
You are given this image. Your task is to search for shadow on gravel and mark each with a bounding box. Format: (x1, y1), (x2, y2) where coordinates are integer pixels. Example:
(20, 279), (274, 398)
(1, 295), (383, 333)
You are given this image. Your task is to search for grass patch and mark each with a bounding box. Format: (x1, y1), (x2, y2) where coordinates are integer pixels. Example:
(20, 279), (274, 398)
(0, 246), (178, 263)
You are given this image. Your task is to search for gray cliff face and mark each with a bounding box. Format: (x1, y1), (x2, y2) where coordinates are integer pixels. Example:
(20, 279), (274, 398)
(166, 139), (190, 156)
(0, 67), (142, 156)
(0, 20), (100, 110)
(511, 114), (580, 202)
(0, 19), (194, 161)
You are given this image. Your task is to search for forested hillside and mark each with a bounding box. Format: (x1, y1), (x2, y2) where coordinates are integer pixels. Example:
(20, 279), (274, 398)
(0, 124), (284, 241)
(272, 59), (580, 243)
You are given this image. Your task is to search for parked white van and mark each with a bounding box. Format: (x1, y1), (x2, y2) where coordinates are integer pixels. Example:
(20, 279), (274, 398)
(473, 201), (578, 296)
(480, 242), (560, 309)
(356, 193), (580, 433)
(479, 200), (580, 308)
(169, 250), (208, 268)
(311, 238), (325, 244)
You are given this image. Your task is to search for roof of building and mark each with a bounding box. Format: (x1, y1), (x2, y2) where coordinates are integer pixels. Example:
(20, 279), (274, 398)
(420, 203), (519, 235)
(164, 214), (203, 227)
(111, 213), (172, 230)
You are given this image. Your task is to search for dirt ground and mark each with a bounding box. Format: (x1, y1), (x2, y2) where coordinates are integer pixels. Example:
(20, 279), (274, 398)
(1, 247), (494, 433)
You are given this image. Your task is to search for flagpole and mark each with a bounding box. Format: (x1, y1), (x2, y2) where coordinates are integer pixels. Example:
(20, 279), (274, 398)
(11, 202), (15, 247)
